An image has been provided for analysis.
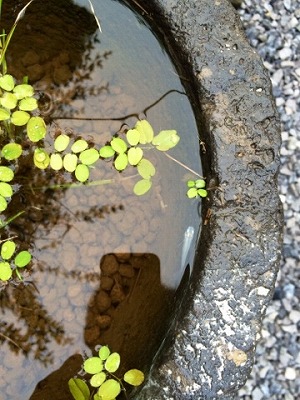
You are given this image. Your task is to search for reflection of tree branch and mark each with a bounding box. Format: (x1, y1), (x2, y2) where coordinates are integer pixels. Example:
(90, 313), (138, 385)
(53, 89), (186, 122)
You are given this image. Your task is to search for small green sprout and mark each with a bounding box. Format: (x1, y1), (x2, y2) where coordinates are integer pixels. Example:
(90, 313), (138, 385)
(68, 345), (144, 400)
(0, 239), (32, 281)
(186, 179), (208, 198)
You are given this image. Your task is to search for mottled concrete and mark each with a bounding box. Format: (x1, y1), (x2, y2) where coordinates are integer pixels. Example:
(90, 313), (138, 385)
(132, 0), (283, 399)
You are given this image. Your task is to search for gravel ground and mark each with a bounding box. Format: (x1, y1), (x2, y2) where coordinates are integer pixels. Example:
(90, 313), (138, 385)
(237, 1), (300, 399)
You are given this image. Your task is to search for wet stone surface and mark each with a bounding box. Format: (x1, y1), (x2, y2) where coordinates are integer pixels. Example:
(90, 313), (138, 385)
(134, 0), (283, 399)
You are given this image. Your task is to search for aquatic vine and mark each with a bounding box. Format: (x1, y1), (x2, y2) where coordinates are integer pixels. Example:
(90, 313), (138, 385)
(0, 0), (207, 282)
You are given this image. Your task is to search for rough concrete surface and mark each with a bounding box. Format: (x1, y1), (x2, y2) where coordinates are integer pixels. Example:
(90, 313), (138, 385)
(133, 0), (283, 399)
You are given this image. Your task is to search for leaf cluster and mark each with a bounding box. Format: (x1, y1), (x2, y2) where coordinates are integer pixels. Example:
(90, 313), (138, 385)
(100, 119), (180, 195)
(0, 239), (32, 281)
(186, 179), (207, 198)
(68, 345), (144, 400)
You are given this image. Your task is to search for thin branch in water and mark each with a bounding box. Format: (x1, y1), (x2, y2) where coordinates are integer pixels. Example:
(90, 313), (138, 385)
(0, 332), (24, 351)
(163, 152), (204, 179)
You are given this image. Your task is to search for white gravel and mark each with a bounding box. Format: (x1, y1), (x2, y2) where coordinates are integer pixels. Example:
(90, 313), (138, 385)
(237, 0), (300, 399)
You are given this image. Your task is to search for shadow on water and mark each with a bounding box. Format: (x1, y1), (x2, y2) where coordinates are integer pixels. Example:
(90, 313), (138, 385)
(28, 253), (187, 400)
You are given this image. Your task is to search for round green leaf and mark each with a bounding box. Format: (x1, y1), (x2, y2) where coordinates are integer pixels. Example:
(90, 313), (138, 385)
(0, 182), (13, 198)
(187, 187), (198, 199)
(0, 261), (12, 281)
(63, 153), (78, 172)
(1, 240), (16, 260)
(127, 147), (143, 166)
(0, 166), (14, 182)
(110, 137), (127, 154)
(13, 84), (34, 99)
(135, 120), (154, 144)
(71, 139), (88, 153)
(97, 379), (121, 400)
(0, 108), (10, 121)
(99, 145), (115, 158)
(152, 130), (180, 151)
(0, 195), (8, 211)
(0, 74), (15, 91)
(137, 158), (156, 179)
(197, 188), (208, 198)
(123, 369), (145, 386)
(114, 153), (128, 171)
(54, 134), (70, 152)
(34, 148), (50, 169)
(104, 353), (120, 373)
(187, 180), (196, 188)
(1, 143), (22, 160)
(126, 128), (140, 146)
(83, 357), (103, 374)
(50, 153), (63, 171)
(90, 372), (106, 388)
(0, 92), (18, 109)
(18, 97), (38, 111)
(75, 164), (89, 182)
(14, 250), (32, 268)
(11, 110), (30, 126)
(195, 179), (206, 189)
(27, 116), (47, 142)
(99, 346), (111, 361)
(79, 148), (99, 165)
(133, 179), (152, 196)
(68, 378), (90, 400)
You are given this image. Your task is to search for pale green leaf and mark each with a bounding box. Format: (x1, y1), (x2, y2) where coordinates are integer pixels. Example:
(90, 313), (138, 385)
(13, 84), (34, 99)
(0, 195), (8, 211)
(114, 153), (128, 171)
(135, 120), (154, 144)
(0, 261), (12, 281)
(0, 182), (13, 198)
(50, 153), (63, 171)
(63, 153), (78, 172)
(71, 139), (88, 154)
(99, 346), (111, 361)
(137, 158), (156, 179)
(133, 179), (152, 196)
(90, 372), (106, 388)
(127, 147), (143, 166)
(68, 378), (90, 400)
(0, 108), (10, 121)
(123, 369), (145, 386)
(11, 110), (30, 126)
(126, 128), (140, 146)
(110, 137), (127, 154)
(54, 134), (70, 152)
(33, 148), (50, 169)
(1, 143), (22, 160)
(197, 188), (208, 197)
(152, 130), (180, 151)
(18, 97), (38, 111)
(1, 240), (16, 260)
(0, 74), (15, 91)
(14, 250), (32, 268)
(195, 179), (206, 189)
(104, 353), (120, 373)
(27, 116), (47, 142)
(99, 145), (115, 158)
(79, 148), (99, 165)
(75, 164), (89, 182)
(0, 166), (14, 182)
(187, 188), (198, 198)
(0, 92), (18, 109)
(97, 379), (121, 400)
(83, 357), (103, 374)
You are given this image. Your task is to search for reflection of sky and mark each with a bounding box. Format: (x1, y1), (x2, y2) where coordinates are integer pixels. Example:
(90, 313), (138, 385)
(71, 0), (202, 289)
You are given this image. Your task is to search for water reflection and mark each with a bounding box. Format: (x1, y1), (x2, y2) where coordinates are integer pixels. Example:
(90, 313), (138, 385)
(29, 253), (176, 400)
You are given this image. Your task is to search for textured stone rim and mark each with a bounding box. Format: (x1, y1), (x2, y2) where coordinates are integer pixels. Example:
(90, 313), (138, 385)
(133, 0), (283, 399)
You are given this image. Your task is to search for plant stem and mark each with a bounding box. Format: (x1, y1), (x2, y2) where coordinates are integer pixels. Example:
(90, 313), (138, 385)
(163, 152), (204, 178)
